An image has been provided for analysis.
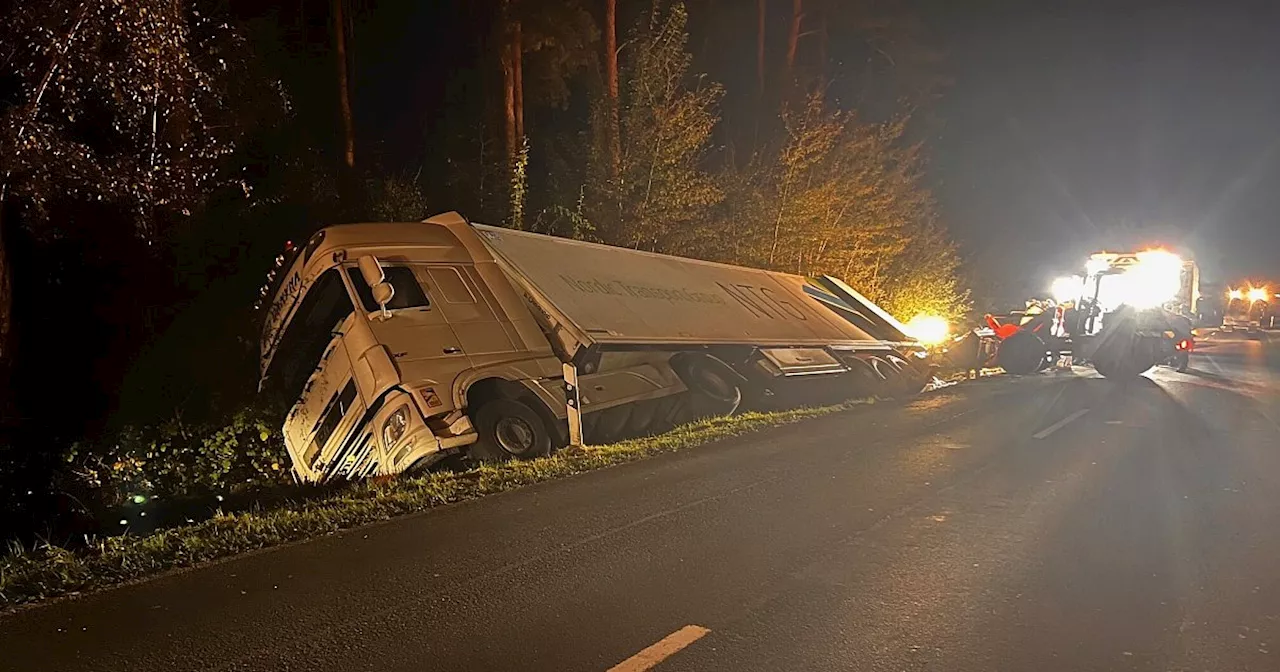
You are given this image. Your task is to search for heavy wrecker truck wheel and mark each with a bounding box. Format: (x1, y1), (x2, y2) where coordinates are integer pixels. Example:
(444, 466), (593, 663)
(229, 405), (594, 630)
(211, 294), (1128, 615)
(1091, 332), (1158, 379)
(996, 331), (1047, 375)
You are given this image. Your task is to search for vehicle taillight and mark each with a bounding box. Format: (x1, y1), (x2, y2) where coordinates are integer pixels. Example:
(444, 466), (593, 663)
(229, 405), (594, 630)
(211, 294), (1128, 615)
(1176, 339), (1193, 351)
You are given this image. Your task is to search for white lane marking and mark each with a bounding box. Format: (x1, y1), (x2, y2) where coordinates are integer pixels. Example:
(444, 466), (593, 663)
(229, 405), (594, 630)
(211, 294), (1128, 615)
(608, 625), (711, 672)
(1032, 408), (1090, 439)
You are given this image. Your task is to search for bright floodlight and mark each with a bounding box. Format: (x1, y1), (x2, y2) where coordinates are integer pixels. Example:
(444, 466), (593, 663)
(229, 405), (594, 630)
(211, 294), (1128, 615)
(1228, 288), (1244, 300)
(903, 314), (950, 346)
(1120, 249), (1183, 309)
(1248, 286), (1269, 302)
(1051, 275), (1083, 304)
(1085, 256), (1111, 277)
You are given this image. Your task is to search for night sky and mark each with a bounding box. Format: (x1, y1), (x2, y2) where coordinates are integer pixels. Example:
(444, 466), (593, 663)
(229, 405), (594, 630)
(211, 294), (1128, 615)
(927, 0), (1280, 296)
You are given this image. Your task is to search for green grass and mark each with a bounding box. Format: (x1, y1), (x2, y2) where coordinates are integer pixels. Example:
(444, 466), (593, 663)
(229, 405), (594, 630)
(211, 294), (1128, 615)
(0, 398), (875, 609)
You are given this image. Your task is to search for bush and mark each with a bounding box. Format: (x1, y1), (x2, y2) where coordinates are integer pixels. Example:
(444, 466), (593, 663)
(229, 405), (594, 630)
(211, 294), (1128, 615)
(64, 407), (292, 508)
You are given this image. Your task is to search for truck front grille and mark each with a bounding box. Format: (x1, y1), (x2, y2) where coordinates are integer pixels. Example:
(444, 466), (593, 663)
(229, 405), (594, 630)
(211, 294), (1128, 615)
(313, 380), (358, 452)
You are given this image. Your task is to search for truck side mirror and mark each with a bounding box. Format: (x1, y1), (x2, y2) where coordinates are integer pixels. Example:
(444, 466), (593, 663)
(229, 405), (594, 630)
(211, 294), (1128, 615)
(357, 255), (395, 319)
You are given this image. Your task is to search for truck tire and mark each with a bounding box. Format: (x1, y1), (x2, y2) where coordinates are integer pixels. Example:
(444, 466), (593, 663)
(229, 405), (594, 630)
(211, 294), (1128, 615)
(885, 354), (931, 396)
(1091, 338), (1154, 379)
(840, 357), (884, 399)
(653, 395), (686, 431)
(590, 405), (634, 444)
(470, 398), (553, 462)
(868, 355), (924, 398)
(996, 331), (1047, 375)
(625, 399), (659, 435)
(677, 356), (743, 419)
(1092, 353), (1152, 379)
(866, 356), (905, 398)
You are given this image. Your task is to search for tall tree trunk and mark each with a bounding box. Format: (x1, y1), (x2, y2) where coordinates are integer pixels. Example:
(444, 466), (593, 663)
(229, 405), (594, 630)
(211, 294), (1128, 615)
(0, 209), (10, 370)
(332, 0), (356, 169)
(786, 0), (802, 74)
(509, 17), (526, 230)
(605, 0), (621, 177)
(756, 0), (766, 97)
(502, 36), (517, 167)
(513, 20), (524, 142)
(818, 10), (828, 70)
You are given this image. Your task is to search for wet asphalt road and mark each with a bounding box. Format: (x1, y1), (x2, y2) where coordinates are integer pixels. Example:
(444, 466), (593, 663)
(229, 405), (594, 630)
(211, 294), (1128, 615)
(3, 332), (1280, 671)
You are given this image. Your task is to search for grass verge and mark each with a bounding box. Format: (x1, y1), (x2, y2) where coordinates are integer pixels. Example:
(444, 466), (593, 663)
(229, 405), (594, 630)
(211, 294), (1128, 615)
(1, 398), (873, 610)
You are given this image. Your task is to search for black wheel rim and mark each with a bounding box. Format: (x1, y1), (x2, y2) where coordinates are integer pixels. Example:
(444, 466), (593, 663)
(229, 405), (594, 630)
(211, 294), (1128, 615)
(495, 416), (536, 455)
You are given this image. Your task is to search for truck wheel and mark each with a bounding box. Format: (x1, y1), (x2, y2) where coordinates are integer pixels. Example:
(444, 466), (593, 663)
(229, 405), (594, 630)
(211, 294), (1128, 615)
(885, 354), (931, 395)
(868, 356), (919, 398)
(1091, 340), (1153, 379)
(1092, 353), (1151, 379)
(625, 399), (659, 435)
(652, 395), (685, 431)
(842, 357), (884, 399)
(996, 331), (1047, 375)
(591, 405), (632, 444)
(679, 357), (742, 418)
(470, 399), (552, 462)
(868, 357), (901, 397)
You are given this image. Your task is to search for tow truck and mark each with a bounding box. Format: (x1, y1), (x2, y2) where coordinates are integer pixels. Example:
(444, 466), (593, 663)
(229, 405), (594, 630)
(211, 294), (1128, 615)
(990, 249), (1198, 378)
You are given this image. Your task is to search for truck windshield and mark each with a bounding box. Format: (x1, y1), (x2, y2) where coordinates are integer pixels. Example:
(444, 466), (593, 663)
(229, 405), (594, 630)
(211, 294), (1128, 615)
(261, 269), (354, 404)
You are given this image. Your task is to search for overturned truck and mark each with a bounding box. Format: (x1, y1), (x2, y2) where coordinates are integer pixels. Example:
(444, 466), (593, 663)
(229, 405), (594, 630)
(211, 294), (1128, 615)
(258, 212), (929, 482)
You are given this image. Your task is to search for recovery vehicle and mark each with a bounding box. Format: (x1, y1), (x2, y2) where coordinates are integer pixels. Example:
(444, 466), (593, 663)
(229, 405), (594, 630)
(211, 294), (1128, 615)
(991, 249), (1198, 378)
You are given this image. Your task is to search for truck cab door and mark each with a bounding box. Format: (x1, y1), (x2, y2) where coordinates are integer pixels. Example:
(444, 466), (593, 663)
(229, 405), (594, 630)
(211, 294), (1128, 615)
(345, 264), (470, 393)
(421, 264), (518, 367)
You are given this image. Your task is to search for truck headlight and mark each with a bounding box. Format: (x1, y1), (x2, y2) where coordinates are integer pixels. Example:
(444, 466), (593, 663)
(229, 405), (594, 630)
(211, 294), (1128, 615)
(382, 406), (409, 447)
